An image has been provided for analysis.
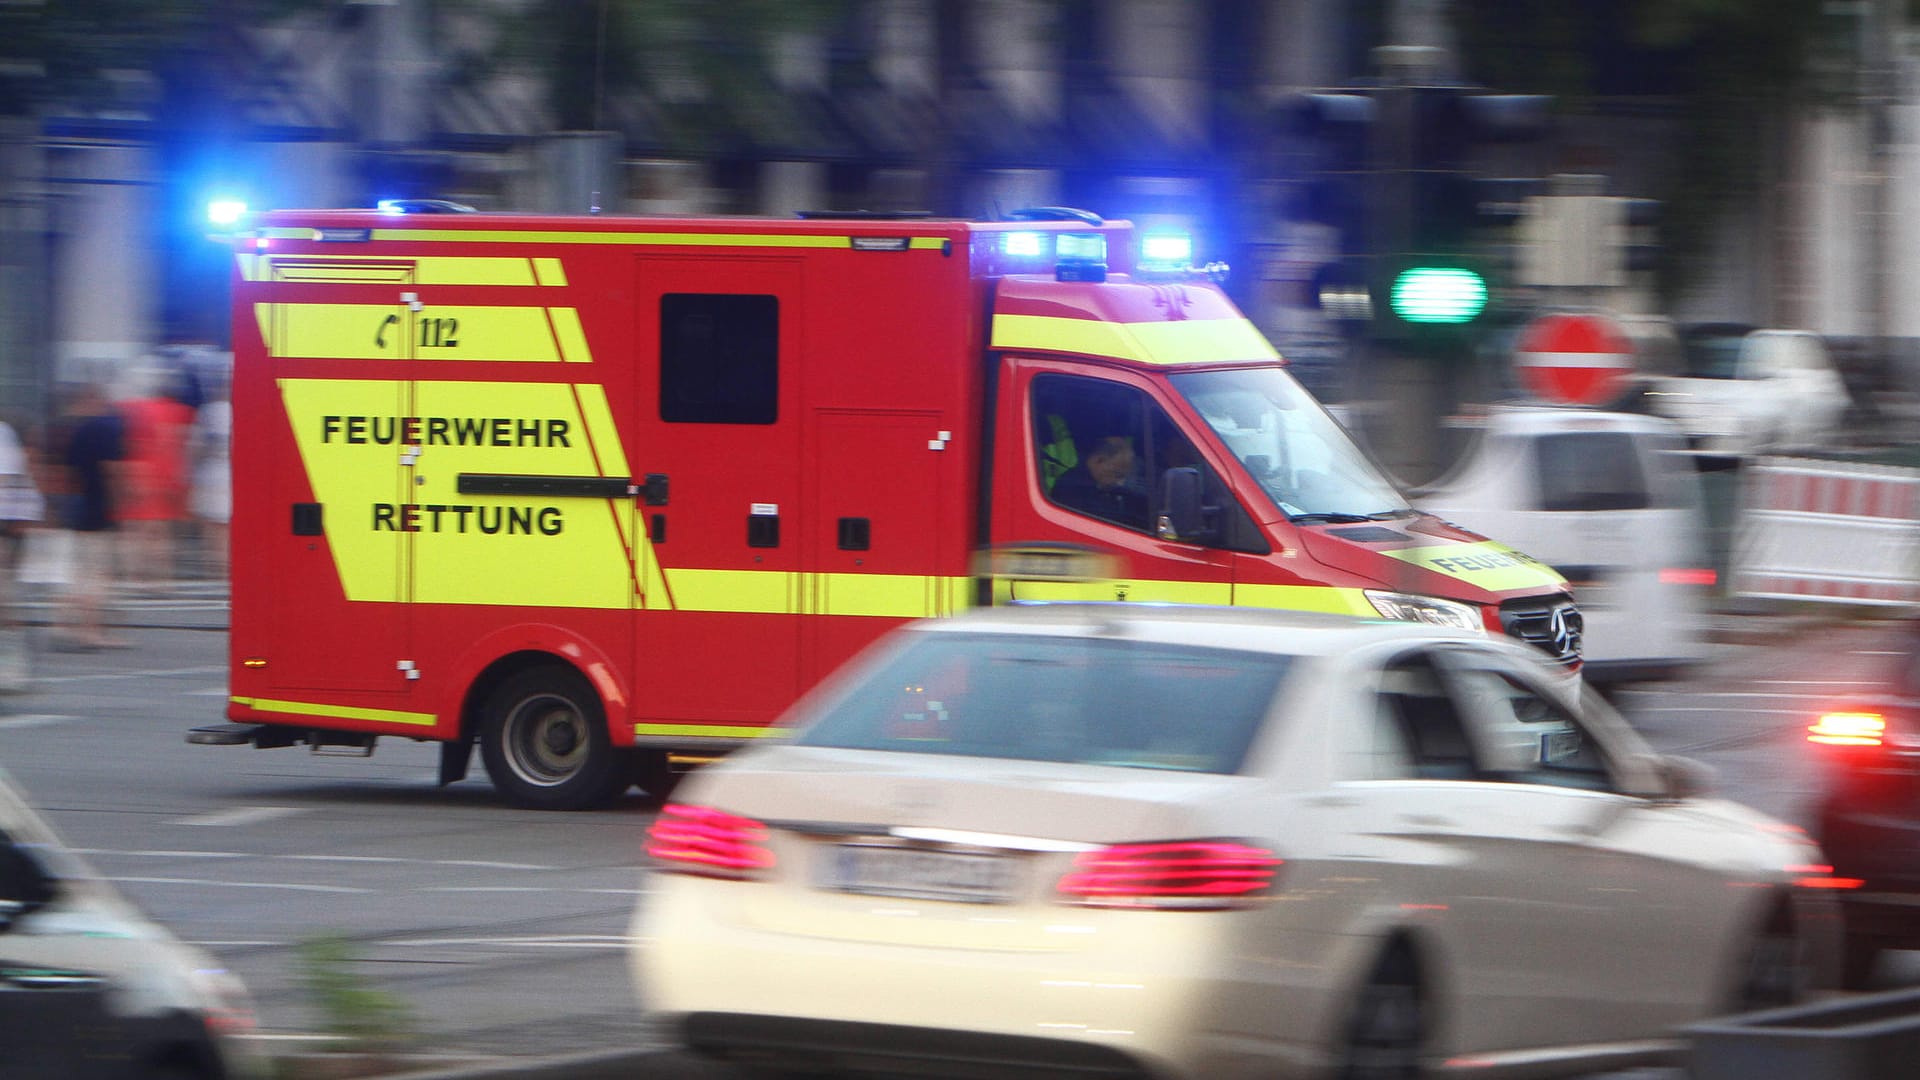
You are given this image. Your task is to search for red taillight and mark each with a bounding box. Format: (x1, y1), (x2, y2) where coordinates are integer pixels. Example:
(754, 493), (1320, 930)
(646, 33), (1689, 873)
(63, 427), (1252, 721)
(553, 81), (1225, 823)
(1789, 863), (1866, 890)
(1659, 568), (1718, 587)
(1057, 840), (1282, 909)
(646, 803), (776, 876)
(1808, 711), (1886, 746)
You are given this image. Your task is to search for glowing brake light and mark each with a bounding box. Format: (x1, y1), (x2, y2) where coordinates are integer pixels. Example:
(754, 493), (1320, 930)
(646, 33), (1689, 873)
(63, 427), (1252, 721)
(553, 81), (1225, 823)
(1808, 712), (1886, 746)
(1658, 568), (1717, 587)
(646, 803), (776, 876)
(1789, 864), (1865, 890)
(1057, 840), (1281, 909)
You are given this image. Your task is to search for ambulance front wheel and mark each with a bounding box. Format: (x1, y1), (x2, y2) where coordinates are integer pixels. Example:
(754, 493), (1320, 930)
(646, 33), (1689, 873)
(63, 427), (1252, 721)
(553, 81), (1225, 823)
(479, 664), (629, 810)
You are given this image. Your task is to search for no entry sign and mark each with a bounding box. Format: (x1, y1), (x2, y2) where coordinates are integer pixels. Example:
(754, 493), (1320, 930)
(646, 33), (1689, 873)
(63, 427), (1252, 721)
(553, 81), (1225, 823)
(1514, 313), (1635, 406)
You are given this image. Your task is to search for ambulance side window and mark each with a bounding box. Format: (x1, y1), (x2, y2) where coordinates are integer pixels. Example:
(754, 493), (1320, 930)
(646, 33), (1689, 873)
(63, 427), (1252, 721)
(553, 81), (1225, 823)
(1030, 374), (1263, 552)
(660, 294), (778, 424)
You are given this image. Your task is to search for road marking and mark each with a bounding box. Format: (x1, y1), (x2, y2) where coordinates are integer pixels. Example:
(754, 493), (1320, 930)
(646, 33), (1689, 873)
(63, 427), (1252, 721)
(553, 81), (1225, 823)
(116, 875), (372, 894)
(0, 714), (75, 729)
(174, 806), (305, 827)
(387, 934), (632, 949)
(75, 847), (561, 872)
(72, 848), (246, 859)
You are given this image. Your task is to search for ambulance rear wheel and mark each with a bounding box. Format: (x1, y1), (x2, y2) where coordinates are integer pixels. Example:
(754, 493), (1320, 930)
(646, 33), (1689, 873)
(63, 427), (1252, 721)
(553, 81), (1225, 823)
(480, 665), (627, 810)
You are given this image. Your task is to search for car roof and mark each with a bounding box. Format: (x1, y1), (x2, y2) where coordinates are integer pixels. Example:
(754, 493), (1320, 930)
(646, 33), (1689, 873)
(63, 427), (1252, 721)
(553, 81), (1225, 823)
(903, 603), (1489, 657)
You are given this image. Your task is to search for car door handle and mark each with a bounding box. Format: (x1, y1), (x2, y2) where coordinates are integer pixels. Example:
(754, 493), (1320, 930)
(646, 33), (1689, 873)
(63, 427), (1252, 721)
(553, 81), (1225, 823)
(1399, 813), (1453, 829)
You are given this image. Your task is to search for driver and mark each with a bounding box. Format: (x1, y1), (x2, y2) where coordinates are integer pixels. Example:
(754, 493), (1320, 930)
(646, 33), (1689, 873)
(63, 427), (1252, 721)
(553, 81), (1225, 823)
(1050, 433), (1148, 529)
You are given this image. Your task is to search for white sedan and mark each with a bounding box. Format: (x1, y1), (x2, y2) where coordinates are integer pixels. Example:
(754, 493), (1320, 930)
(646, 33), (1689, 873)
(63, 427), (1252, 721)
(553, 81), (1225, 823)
(631, 605), (1840, 1079)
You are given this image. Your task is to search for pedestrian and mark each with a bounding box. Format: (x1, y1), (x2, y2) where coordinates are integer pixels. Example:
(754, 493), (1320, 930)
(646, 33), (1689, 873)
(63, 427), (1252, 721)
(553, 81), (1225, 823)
(190, 376), (231, 580)
(53, 381), (128, 650)
(0, 410), (45, 689)
(117, 366), (194, 590)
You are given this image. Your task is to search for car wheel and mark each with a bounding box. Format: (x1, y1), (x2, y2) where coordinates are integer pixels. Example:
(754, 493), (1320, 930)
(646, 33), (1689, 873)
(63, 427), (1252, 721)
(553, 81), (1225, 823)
(1841, 935), (1884, 991)
(1734, 912), (1810, 1012)
(479, 665), (628, 810)
(1338, 949), (1425, 1080)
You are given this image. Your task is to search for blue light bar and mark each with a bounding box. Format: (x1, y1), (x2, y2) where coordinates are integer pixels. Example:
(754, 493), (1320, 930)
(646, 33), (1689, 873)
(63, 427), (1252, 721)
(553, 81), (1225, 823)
(206, 199), (248, 227)
(1002, 231), (1048, 258)
(1055, 232), (1108, 282)
(1140, 232), (1192, 266)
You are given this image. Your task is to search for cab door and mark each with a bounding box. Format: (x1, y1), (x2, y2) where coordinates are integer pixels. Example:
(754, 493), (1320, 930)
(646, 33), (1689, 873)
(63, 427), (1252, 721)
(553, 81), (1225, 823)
(986, 357), (1243, 603)
(630, 257), (805, 726)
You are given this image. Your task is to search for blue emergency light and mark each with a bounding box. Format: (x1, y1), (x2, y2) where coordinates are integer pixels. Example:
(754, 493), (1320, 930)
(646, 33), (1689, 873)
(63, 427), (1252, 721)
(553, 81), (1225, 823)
(1139, 232), (1193, 268)
(1055, 232), (1108, 282)
(1001, 231), (1048, 258)
(206, 199), (248, 227)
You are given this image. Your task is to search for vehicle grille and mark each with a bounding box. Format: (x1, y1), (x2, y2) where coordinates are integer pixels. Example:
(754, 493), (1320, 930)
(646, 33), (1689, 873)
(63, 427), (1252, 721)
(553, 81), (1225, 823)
(1500, 595), (1584, 669)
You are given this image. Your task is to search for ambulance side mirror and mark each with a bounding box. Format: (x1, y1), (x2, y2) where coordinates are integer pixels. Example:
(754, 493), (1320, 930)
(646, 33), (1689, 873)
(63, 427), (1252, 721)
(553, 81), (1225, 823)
(1158, 467), (1207, 542)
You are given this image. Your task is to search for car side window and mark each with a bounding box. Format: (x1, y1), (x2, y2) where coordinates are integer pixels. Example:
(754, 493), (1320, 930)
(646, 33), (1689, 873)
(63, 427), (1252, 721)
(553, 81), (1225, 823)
(1369, 654), (1480, 780)
(1442, 660), (1617, 792)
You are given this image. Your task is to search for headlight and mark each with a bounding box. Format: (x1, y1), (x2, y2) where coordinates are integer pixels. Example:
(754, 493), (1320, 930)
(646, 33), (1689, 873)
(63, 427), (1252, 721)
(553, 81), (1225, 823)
(1364, 590), (1483, 631)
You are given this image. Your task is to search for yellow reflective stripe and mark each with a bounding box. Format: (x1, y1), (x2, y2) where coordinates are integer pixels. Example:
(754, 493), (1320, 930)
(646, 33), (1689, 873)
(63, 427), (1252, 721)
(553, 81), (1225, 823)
(1007, 579), (1233, 604)
(991, 314), (1278, 366)
(550, 307), (591, 363)
(1382, 542), (1566, 593)
(666, 570), (971, 617)
(369, 229), (949, 250)
(1233, 584), (1378, 617)
(634, 723), (782, 739)
(233, 696), (436, 727)
(534, 257), (568, 286)
(256, 304), (584, 362)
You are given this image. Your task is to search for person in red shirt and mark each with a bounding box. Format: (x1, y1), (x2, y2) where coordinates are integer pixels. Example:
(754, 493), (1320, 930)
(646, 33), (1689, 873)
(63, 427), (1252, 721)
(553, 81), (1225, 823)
(117, 369), (195, 590)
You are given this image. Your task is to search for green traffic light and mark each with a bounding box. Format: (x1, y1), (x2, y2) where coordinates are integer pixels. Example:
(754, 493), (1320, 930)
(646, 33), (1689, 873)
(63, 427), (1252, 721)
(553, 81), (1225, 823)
(1389, 266), (1487, 324)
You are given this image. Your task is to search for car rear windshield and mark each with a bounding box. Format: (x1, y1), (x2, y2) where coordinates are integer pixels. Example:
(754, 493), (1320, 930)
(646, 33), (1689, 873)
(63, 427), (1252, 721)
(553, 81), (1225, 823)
(1533, 431), (1651, 511)
(793, 632), (1290, 773)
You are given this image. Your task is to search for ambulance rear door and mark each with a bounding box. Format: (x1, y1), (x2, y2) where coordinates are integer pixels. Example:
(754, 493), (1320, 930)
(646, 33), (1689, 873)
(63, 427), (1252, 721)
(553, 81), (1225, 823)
(254, 259), (418, 694)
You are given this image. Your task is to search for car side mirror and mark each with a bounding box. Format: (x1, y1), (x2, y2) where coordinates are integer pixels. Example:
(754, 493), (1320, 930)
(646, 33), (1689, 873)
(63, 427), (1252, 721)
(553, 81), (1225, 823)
(0, 834), (58, 932)
(1657, 755), (1717, 802)
(1158, 467), (1205, 542)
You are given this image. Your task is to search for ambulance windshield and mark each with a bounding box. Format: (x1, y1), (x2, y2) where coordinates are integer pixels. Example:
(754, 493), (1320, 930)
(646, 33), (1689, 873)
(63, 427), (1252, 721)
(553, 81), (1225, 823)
(1170, 368), (1410, 523)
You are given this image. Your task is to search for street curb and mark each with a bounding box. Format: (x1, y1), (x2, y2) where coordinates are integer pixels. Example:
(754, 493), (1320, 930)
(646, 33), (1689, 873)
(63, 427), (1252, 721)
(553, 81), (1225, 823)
(360, 1048), (663, 1079)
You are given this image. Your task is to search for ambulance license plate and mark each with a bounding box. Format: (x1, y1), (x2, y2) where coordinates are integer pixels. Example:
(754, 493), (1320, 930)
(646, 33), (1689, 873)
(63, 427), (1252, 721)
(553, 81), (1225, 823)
(824, 844), (1016, 904)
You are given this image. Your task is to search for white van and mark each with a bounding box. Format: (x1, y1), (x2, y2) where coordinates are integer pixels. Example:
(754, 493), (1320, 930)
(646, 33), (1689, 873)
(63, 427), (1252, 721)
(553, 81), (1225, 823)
(0, 765), (264, 1079)
(1414, 406), (1713, 682)
(1649, 325), (1851, 458)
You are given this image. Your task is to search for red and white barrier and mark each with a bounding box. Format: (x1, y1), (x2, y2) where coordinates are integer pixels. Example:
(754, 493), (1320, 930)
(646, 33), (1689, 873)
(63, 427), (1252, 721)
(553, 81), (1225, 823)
(1734, 457), (1920, 605)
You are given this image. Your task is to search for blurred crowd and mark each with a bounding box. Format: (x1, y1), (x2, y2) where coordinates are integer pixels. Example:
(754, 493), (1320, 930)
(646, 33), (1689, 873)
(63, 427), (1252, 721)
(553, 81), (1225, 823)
(0, 360), (230, 673)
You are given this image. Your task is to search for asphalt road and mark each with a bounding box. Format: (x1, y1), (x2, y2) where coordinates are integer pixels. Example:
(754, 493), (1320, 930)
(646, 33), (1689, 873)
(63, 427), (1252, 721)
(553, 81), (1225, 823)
(0, 603), (1915, 1076)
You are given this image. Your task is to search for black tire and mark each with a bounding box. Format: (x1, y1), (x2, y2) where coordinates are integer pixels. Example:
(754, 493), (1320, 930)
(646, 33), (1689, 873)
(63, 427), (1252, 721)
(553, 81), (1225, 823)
(1841, 935), (1883, 991)
(1338, 948), (1426, 1080)
(1733, 911), (1811, 1012)
(479, 664), (628, 810)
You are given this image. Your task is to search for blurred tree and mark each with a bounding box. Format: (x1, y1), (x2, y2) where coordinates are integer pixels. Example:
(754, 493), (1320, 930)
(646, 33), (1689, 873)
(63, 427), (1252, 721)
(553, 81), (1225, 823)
(1445, 0), (1848, 303)
(457, 0), (850, 158)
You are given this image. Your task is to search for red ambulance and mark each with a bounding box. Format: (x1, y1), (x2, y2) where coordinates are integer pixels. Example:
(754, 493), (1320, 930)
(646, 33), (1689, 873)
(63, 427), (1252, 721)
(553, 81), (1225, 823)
(192, 204), (1578, 808)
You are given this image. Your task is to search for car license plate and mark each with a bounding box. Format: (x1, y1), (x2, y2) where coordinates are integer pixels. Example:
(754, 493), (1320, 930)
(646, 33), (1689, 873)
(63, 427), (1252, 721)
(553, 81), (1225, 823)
(823, 844), (1017, 904)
